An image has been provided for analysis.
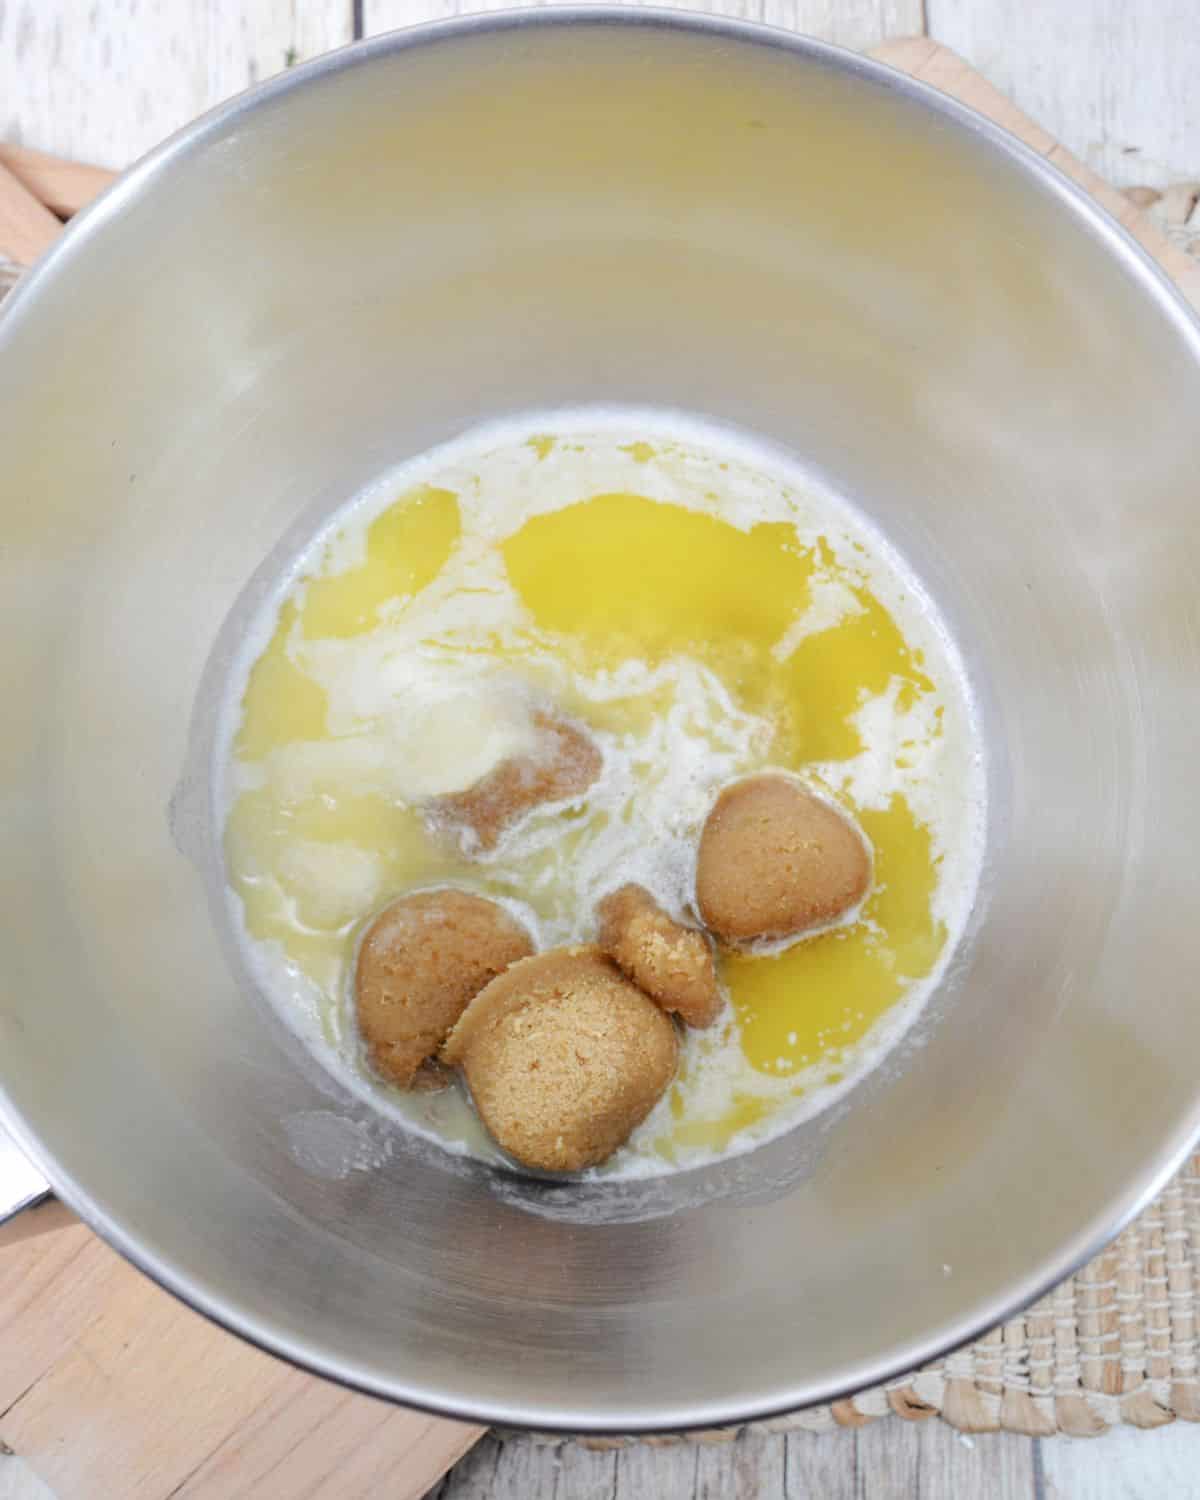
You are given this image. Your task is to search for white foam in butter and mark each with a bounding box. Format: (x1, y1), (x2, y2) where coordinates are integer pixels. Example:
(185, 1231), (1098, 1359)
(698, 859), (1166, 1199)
(221, 409), (987, 1178)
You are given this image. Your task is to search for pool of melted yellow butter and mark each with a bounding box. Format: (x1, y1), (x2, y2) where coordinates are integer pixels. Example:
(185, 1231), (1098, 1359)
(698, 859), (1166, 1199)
(225, 429), (970, 1172)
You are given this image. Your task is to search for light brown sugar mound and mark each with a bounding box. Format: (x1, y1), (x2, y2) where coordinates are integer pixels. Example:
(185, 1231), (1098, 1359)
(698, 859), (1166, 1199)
(355, 888), (535, 1088)
(596, 883), (722, 1029)
(696, 773), (871, 945)
(442, 946), (679, 1172)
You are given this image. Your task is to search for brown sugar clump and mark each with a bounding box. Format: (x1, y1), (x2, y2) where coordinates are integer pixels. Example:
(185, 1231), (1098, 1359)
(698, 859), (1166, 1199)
(695, 774), (871, 945)
(355, 888), (535, 1088)
(442, 947), (678, 1172)
(596, 884), (722, 1029)
(436, 709), (601, 852)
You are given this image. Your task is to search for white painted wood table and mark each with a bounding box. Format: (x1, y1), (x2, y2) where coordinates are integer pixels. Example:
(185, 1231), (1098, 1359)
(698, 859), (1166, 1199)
(3, 3), (1200, 1498)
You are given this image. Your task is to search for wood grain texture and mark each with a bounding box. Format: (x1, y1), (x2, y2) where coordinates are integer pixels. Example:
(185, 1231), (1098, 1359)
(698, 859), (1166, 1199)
(487, 1427), (1200, 1500)
(427, 1424), (1043, 1500)
(927, 0), (1200, 191)
(0, 161), (61, 266)
(0, 1227), (482, 1500)
(0, 1), (353, 169)
(784, 1429), (856, 1499)
(856, 1416), (921, 1499)
(363, 0), (923, 53)
(0, 145), (115, 220)
(1040, 1422), (1200, 1500)
(914, 1425), (1036, 1500)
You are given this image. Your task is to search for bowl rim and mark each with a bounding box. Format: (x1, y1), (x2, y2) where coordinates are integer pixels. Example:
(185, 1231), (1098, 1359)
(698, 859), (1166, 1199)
(3, 4), (1200, 1435)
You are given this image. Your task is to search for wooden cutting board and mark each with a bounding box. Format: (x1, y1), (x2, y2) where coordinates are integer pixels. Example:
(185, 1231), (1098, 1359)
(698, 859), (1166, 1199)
(1, 40), (1195, 1500)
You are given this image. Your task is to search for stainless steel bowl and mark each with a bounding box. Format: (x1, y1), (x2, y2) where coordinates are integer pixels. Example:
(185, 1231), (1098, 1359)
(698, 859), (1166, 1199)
(2, 9), (1199, 1432)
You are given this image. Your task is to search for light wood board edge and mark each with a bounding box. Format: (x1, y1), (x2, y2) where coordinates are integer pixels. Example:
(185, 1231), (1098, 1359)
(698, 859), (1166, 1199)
(0, 1226), (484, 1500)
(0, 142), (115, 223)
(0, 159), (62, 267)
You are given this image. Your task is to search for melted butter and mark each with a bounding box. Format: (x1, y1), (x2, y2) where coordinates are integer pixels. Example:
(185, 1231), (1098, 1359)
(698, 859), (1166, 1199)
(780, 554), (935, 760)
(503, 492), (815, 671)
(502, 495), (931, 768)
(226, 449), (963, 1170)
(234, 600), (328, 759)
(299, 484), (460, 639)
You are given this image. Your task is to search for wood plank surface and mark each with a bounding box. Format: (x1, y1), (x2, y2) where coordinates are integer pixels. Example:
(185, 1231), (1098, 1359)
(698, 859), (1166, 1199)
(424, 1426), (1038, 1500)
(928, 0), (1200, 191)
(0, 2), (354, 169)
(427, 1422), (1200, 1500)
(0, 1225), (482, 1500)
